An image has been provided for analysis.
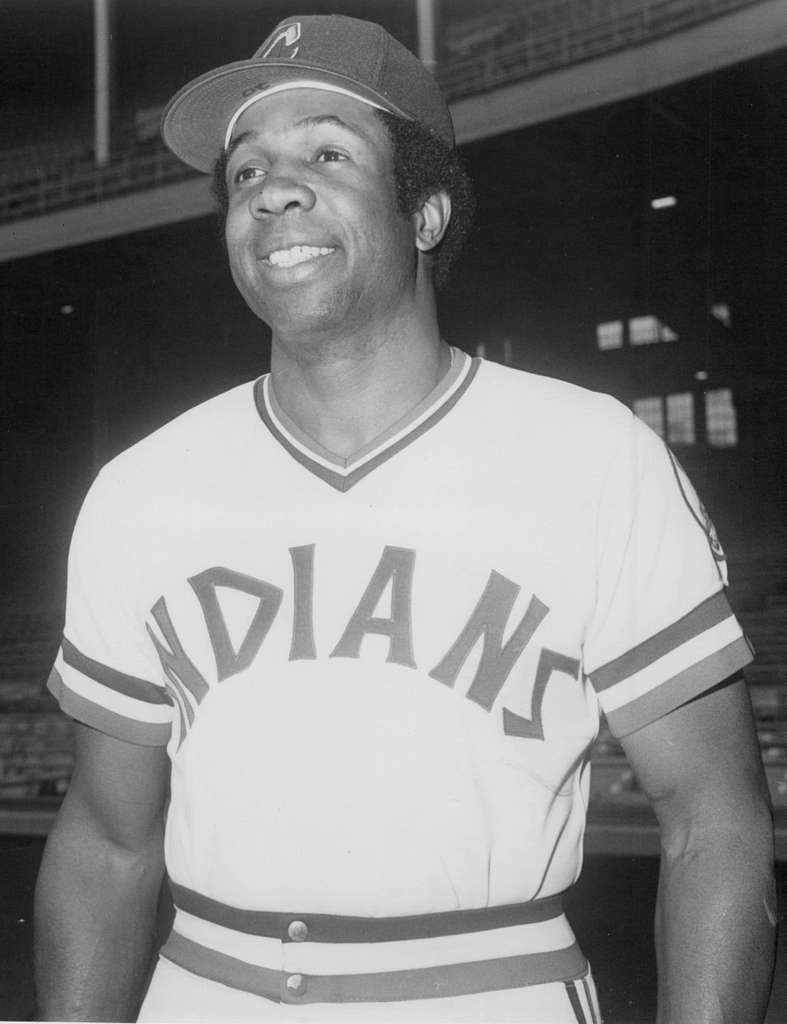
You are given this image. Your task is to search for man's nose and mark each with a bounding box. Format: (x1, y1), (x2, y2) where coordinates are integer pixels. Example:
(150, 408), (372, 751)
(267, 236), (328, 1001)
(249, 176), (316, 218)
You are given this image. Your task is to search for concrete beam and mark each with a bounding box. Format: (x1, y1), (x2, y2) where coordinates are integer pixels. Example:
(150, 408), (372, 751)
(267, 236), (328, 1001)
(0, 177), (214, 263)
(451, 0), (787, 143)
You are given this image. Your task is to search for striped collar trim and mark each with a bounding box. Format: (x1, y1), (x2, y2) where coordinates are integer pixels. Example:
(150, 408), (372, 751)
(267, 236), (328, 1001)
(254, 347), (480, 492)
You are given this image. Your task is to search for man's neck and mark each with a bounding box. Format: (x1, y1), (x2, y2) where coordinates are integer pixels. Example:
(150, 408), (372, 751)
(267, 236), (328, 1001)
(268, 320), (450, 459)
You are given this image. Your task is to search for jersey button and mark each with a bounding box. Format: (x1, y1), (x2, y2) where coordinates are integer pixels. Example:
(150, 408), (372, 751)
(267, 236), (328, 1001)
(286, 973), (306, 996)
(288, 919), (309, 942)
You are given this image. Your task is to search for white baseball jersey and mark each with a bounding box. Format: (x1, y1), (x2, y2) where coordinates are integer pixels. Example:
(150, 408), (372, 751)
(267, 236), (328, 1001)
(48, 348), (751, 1020)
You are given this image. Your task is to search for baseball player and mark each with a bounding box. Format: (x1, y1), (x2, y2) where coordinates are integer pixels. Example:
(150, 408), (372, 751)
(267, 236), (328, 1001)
(35, 14), (775, 1023)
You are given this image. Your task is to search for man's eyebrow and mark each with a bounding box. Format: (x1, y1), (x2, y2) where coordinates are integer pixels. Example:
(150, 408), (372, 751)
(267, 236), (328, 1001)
(225, 131), (253, 160)
(226, 114), (373, 158)
(292, 113), (372, 142)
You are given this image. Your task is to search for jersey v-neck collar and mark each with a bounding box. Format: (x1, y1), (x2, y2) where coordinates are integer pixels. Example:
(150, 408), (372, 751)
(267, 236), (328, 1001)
(253, 347), (480, 493)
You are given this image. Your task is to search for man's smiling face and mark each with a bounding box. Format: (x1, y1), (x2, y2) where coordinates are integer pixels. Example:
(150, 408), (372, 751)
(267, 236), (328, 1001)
(223, 89), (417, 344)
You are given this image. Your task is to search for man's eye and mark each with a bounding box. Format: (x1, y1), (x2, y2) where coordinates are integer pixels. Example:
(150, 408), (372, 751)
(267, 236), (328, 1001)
(315, 149), (347, 163)
(234, 166), (266, 184)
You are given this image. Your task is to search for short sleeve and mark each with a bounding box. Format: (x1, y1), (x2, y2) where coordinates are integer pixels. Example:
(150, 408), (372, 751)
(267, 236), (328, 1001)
(583, 412), (753, 737)
(47, 467), (174, 746)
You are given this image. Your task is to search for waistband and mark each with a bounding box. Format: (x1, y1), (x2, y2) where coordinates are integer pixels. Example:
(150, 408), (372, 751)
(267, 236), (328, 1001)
(161, 883), (587, 1005)
(168, 880), (567, 943)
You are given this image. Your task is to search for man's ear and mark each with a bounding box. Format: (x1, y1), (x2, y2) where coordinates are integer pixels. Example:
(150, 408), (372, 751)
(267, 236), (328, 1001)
(413, 190), (452, 252)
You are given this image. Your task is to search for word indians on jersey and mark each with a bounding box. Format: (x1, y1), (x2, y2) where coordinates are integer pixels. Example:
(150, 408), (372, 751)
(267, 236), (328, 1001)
(146, 544), (578, 749)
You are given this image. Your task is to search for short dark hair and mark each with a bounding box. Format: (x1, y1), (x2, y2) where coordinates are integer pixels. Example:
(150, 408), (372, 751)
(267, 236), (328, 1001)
(211, 109), (475, 289)
(374, 110), (475, 289)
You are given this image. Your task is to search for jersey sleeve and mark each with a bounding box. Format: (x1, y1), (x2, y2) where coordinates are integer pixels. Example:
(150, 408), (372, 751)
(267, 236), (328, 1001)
(47, 466), (174, 746)
(583, 411), (753, 737)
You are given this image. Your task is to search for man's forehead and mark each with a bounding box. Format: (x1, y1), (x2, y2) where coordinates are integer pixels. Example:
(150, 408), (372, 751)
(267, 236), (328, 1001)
(229, 89), (385, 147)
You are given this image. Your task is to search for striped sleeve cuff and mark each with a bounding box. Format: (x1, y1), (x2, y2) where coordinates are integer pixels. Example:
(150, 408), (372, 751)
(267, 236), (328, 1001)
(588, 591), (754, 737)
(48, 638), (173, 747)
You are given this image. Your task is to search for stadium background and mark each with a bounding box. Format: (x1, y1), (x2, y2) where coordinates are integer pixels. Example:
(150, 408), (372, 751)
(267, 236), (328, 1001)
(1, 1), (785, 1020)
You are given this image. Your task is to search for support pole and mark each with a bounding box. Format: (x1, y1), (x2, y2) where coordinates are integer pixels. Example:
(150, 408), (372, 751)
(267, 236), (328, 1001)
(94, 0), (113, 166)
(416, 0), (437, 70)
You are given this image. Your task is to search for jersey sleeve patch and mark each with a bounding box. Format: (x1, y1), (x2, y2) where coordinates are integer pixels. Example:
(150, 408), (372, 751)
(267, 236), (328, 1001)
(667, 449), (729, 584)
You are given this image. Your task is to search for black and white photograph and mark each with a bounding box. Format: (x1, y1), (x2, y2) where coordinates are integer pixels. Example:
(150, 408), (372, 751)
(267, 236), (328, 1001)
(1, 1), (785, 1021)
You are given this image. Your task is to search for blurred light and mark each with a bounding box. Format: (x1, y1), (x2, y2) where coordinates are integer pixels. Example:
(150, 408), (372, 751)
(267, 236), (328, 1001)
(706, 389), (738, 447)
(666, 392), (695, 446)
(633, 396), (664, 438)
(60, 304), (74, 315)
(629, 315), (660, 345)
(651, 195), (677, 210)
(695, 370), (709, 381)
(597, 320), (623, 350)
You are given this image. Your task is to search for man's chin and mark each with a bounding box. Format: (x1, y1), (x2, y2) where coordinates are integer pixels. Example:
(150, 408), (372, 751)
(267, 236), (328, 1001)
(262, 291), (358, 341)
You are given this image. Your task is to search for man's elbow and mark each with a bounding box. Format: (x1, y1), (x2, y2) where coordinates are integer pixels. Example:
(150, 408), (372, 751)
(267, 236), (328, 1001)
(37, 796), (165, 908)
(658, 789), (774, 873)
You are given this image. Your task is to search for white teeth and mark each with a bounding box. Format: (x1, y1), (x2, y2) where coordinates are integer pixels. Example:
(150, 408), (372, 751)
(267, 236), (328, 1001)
(266, 245), (334, 267)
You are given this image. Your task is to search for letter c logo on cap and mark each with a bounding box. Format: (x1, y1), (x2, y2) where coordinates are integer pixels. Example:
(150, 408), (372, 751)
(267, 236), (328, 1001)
(261, 23), (301, 60)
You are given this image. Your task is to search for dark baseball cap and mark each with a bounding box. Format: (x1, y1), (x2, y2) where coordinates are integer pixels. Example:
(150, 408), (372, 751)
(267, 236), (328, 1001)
(161, 14), (454, 172)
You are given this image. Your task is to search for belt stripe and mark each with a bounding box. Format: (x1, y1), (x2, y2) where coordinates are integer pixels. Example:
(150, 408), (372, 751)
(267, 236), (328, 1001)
(565, 978), (589, 1023)
(161, 930), (588, 1005)
(582, 973), (600, 1024)
(168, 881), (565, 943)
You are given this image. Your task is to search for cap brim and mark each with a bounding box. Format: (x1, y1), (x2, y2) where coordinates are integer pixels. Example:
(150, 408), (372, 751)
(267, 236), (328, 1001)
(161, 60), (414, 173)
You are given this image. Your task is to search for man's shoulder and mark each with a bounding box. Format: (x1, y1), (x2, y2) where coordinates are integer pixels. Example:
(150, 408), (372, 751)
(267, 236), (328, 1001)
(90, 379), (260, 506)
(474, 358), (633, 436)
(110, 379), (257, 469)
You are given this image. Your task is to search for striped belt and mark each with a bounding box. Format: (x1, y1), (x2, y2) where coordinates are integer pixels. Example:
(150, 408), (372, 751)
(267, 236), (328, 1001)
(161, 881), (588, 1005)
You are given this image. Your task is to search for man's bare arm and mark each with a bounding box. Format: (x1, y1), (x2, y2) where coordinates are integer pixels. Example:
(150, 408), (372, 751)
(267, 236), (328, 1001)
(34, 723), (169, 1022)
(621, 675), (776, 1024)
